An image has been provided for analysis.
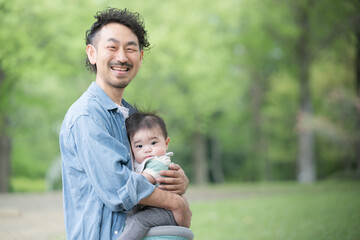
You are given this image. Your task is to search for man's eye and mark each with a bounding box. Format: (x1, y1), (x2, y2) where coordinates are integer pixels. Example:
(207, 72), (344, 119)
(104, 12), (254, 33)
(108, 46), (116, 50)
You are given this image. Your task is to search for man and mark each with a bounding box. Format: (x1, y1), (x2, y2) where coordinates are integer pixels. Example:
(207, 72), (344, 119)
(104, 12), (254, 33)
(59, 8), (191, 240)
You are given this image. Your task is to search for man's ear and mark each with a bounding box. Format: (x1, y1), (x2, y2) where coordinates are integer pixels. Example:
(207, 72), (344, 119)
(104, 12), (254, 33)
(139, 50), (144, 67)
(86, 44), (97, 65)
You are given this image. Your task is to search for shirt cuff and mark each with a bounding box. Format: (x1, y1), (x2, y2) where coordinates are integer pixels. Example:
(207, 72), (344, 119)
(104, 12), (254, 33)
(117, 172), (155, 212)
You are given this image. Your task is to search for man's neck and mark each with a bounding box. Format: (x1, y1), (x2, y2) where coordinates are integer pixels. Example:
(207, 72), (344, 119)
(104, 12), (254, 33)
(96, 79), (125, 105)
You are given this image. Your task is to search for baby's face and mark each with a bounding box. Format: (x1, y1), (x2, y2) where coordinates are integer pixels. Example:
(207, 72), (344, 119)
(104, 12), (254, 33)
(130, 127), (170, 163)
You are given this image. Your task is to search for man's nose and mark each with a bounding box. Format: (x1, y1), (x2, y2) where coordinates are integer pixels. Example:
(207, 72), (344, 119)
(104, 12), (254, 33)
(116, 48), (128, 63)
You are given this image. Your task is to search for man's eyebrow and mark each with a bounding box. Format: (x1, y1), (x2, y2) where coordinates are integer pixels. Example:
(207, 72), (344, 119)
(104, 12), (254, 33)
(107, 38), (139, 47)
(107, 38), (120, 44)
(127, 41), (139, 47)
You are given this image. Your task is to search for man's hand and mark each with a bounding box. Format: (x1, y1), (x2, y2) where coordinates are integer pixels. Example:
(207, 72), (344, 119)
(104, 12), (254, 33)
(157, 163), (189, 195)
(171, 195), (192, 228)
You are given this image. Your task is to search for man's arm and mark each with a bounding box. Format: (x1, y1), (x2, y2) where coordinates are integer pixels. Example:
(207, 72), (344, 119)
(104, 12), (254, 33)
(156, 163), (189, 195)
(139, 187), (192, 228)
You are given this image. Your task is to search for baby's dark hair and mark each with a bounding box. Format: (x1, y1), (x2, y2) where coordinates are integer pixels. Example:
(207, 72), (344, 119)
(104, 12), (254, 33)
(126, 111), (168, 141)
(85, 8), (150, 73)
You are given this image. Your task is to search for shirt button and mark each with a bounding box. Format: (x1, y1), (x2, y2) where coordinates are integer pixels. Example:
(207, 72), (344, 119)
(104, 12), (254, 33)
(114, 231), (119, 235)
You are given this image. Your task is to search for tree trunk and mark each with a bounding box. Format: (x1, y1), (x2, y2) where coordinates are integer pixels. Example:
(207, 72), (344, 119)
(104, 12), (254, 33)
(295, 1), (316, 183)
(250, 74), (271, 181)
(355, 30), (360, 174)
(210, 132), (224, 183)
(0, 130), (11, 192)
(193, 131), (208, 185)
(0, 68), (11, 192)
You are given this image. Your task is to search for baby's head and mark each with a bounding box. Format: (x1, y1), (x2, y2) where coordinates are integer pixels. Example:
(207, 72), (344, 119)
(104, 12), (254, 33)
(126, 112), (170, 163)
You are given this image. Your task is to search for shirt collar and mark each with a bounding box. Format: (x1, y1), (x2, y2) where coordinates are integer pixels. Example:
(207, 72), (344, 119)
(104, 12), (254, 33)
(88, 82), (119, 111)
(88, 81), (137, 114)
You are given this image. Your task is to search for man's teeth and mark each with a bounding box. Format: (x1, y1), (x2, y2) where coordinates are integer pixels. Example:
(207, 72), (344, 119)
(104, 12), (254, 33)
(112, 67), (128, 71)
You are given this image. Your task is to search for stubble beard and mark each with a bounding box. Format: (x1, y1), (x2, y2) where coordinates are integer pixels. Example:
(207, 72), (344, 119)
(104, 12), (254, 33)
(114, 72), (135, 88)
(111, 80), (130, 89)
(108, 62), (134, 89)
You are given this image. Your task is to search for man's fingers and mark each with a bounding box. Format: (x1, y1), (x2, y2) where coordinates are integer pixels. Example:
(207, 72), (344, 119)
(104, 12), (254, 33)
(158, 183), (179, 191)
(168, 163), (180, 170)
(157, 163), (189, 195)
(157, 175), (182, 185)
(158, 183), (185, 195)
(159, 169), (180, 178)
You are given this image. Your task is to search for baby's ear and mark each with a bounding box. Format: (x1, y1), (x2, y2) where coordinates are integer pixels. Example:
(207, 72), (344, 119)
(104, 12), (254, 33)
(165, 137), (170, 147)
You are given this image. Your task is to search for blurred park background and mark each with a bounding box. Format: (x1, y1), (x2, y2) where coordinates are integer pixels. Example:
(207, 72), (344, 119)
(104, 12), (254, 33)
(1, 0), (360, 239)
(0, 0), (360, 192)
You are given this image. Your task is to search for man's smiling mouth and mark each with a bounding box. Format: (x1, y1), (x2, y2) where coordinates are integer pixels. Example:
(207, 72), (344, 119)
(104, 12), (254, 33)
(109, 62), (132, 72)
(111, 66), (129, 71)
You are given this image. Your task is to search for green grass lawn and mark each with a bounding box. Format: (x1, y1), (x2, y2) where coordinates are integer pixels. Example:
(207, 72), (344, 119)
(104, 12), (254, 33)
(189, 181), (360, 240)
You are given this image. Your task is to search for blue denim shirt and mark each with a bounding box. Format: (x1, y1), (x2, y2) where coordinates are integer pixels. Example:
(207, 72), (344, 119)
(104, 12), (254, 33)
(59, 82), (155, 240)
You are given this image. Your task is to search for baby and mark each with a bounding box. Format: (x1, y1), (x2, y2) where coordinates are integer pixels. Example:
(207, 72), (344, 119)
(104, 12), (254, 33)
(118, 111), (178, 240)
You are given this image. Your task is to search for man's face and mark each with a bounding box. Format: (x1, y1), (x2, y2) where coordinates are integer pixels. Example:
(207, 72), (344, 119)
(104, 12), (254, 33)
(87, 23), (144, 90)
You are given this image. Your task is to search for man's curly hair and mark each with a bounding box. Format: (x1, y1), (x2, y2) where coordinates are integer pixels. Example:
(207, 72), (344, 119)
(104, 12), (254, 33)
(85, 8), (150, 73)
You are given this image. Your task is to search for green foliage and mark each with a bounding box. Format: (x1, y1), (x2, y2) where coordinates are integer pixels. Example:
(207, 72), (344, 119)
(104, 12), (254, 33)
(10, 177), (45, 192)
(264, 73), (299, 165)
(0, 0), (359, 190)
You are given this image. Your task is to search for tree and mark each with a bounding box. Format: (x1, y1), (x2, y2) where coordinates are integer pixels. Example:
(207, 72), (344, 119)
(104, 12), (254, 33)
(124, 0), (243, 184)
(293, 0), (316, 183)
(356, 30), (360, 174)
(2, 0), (359, 190)
(0, 0), (95, 191)
(262, 0), (360, 182)
(0, 67), (11, 192)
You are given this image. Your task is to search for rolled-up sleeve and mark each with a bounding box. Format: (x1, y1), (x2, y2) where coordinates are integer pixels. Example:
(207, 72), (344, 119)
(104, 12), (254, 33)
(117, 172), (155, 211)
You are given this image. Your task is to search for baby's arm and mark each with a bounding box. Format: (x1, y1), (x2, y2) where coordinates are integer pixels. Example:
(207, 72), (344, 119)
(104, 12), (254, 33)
(142, 154), (172, 185)
(142, 171), (156, 184)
